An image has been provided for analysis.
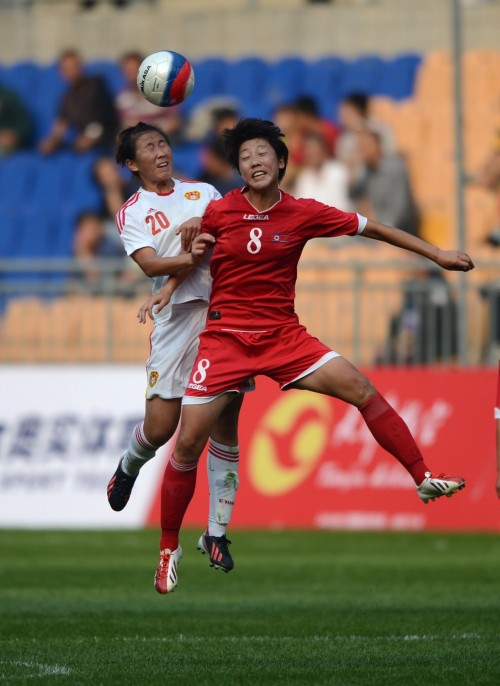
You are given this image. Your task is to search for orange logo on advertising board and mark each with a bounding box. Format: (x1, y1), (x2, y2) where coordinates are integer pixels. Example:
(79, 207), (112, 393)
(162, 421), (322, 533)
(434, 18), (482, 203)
(184, 191), (201, 201)
(248, 393), (331, 496)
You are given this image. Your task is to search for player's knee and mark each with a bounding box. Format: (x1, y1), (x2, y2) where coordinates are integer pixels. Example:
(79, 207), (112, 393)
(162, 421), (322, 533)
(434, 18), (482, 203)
(143, 424), (174, 448)
(175, 434), (204, 465)
(353, 375), (377, 407)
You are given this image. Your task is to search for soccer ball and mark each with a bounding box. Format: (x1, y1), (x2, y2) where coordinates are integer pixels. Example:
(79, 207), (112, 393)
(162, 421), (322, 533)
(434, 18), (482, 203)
(136, 50), (195, 107)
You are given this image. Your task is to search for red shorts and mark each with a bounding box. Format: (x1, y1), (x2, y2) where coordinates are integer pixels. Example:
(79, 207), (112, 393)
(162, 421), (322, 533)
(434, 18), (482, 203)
(184, 321), (338, 399)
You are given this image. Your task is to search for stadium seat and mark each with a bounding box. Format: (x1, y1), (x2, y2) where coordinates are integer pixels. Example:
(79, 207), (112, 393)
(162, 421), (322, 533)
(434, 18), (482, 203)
(187, 57), (229, 113)
(87, 59), (124, 96)
(0, 216), (17, 258)
(379, 54), (422, 100)
(266, 56), (309, 111)
(172, 142), (203, 180)
(305, 56), (346, 119)
(340, 55), (385, 97)
(0, 151), (34, 213)
(224, 57), (269, 119)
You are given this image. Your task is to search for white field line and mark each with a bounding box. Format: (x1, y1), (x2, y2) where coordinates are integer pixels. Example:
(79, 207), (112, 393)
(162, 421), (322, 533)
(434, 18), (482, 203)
(0, 660), (71, 677)
(105, 632), (489, 643)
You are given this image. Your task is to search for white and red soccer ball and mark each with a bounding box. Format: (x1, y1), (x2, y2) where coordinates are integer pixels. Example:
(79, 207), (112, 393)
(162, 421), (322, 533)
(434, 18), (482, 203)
(137, 50), (195, 107)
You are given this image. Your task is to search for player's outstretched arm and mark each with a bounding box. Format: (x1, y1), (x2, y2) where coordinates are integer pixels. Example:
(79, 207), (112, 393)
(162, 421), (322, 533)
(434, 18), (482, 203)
(362, 219), (475, 272)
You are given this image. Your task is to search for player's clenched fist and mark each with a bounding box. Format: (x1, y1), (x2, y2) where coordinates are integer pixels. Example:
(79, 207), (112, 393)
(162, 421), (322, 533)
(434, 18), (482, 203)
(191, 233), (216, 262)
(435, 249), (475, 272)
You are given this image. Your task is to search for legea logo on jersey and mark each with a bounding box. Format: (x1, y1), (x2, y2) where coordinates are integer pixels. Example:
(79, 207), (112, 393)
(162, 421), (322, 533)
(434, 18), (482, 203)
(248, 393), (331, 496)
(184, 191), (201, 201)
(243, 213), (269, 221)
(146, 208), (157, 214)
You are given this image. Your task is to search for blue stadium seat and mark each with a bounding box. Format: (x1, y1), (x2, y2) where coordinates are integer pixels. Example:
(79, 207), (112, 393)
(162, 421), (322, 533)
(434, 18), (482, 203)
(0, 151), (35, 212)
(266, 56), (309, 113)
(225, 57), (269, 118)
(0, 216), (17, 258)
(0, 60), (38, 100)
(172, 142), (203, 179)
(87, 59), (124, 96)
(306, 56), (347, 119)
(31, 63), (66, 141)
(340, 55), (386, 97)
(187, 58), (229, 113)
(380, 54), (422, 100)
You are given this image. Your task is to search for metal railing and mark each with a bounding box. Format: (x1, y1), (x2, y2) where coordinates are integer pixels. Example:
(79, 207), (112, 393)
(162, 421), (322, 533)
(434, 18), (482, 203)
(0, 256), (498, 366)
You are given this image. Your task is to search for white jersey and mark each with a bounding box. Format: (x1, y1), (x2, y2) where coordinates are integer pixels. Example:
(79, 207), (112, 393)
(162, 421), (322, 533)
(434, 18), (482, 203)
(116, 179), (221, 320)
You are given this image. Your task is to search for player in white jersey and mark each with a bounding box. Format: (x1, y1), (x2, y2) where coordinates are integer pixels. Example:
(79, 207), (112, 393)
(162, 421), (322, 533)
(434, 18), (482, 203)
(106, 122), (246, 581)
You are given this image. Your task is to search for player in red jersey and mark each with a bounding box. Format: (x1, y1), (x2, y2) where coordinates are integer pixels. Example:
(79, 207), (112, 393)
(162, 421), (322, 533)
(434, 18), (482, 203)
(150, 118), (474, 592)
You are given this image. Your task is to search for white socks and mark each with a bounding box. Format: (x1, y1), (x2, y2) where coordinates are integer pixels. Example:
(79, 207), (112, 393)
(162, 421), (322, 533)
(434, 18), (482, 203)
(206, 439), (240, 537)
(121, 422), (158, 477)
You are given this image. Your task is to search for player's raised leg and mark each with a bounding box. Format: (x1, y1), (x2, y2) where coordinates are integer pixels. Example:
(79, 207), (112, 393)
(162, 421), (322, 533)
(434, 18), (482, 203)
(291, 356), (466, 502)
(107, 397), (181, 511)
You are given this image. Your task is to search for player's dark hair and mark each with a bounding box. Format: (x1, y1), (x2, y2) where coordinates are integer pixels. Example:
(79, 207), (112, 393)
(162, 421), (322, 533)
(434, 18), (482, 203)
(115, 122), (171, 174)
(222, 118), (289, 181)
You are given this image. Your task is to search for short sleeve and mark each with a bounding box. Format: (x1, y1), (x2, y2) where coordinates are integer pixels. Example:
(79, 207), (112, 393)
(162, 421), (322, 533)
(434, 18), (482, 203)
(299, 198), (362, 239)
(200, 200), (218, 238)
(116, 204), (156, 256)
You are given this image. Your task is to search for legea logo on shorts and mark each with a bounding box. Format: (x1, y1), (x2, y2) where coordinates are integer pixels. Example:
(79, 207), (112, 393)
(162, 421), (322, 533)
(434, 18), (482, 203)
(188, 382), (207, 392)
(149, 371), (159, 387)
(248, 393), (331, 496)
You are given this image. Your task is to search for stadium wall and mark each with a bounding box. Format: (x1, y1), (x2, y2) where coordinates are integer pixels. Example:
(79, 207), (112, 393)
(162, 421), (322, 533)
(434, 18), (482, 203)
(0, 0), (499, 63)
(0, 365), (497, 531)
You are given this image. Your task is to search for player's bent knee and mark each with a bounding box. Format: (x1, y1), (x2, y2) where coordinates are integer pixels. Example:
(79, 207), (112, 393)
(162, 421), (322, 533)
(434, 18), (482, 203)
(354, 376), (377, 407)
(175, 435), (205, 465)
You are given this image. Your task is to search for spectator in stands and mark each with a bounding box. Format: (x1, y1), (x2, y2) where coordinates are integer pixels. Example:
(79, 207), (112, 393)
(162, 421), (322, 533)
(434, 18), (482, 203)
(376, 267), (458, 366)
(199, 136), (241, 195)
(72, 210), (130, 290)
(336, 92), (395, 171)
(348, 128), (420, 237)
(196, 106), (242, 194)
(38, 49), (119, 155)
(292, 131), (353, 211)
(184, 97), (241, 143)
(92, 155), (140, 220)
(0, 83), (33, 154)
(115, 51), (184, 143)
(273, 96), (338, 194)
(294, 95), (339, 160)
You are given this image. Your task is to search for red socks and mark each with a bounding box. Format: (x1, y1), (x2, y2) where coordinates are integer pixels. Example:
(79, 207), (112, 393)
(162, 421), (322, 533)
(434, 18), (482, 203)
(359, 391), (428, 485)
(160, 455), (198, 551)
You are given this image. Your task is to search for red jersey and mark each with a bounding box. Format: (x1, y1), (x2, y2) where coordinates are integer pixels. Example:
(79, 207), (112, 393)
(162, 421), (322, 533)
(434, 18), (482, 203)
(201, 188), (365, 329)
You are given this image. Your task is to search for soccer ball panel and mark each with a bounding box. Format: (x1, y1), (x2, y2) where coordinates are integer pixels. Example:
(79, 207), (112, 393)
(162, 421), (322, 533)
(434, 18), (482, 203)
(137, 50), (195, 108)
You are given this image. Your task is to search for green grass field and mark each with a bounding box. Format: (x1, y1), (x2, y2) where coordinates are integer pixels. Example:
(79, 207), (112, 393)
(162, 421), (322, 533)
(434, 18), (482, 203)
(0, 529), (499, 686)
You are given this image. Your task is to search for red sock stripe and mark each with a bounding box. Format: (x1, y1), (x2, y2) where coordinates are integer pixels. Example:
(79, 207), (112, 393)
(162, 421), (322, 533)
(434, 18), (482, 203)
(169, 454), (198, 472)
(208, 441), (240, 463)
(135, 423), (157, 451)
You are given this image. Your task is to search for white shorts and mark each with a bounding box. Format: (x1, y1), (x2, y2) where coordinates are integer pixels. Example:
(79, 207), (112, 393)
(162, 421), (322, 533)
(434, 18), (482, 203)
(145, 301), (209, 400)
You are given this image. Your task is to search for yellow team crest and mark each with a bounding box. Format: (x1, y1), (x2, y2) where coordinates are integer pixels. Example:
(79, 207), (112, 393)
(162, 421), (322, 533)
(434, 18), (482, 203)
(184, 191), (201, 201)
(149, 371), (159, 388)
